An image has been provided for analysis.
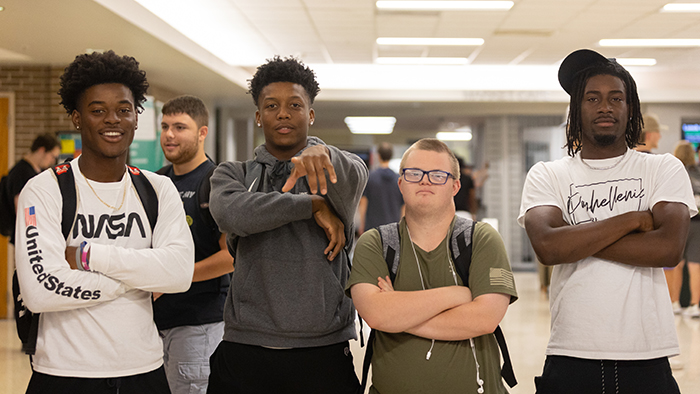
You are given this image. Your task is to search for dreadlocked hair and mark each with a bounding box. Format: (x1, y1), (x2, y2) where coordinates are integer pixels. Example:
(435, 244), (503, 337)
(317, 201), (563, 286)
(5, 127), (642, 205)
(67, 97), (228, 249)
(58, 50), (149, 115)
(565, 61), (643, 156)
(248, 56), (320, 106)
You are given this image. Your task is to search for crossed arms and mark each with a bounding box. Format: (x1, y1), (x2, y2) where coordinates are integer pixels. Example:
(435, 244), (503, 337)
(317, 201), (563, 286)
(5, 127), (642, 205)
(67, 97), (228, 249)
(523, 201), (689, 267)
(351, 280), (510, 341)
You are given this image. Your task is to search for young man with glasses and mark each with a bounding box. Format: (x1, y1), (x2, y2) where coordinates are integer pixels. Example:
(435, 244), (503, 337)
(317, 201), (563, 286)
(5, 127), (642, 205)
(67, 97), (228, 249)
(347, 138), (517, 394)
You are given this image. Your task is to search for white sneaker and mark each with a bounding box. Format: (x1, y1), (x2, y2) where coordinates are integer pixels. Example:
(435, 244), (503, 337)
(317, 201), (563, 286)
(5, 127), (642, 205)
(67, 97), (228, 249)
(683, 304), (700, 318)
(672, 301), (682, 314)
(670, 357), (684, 370)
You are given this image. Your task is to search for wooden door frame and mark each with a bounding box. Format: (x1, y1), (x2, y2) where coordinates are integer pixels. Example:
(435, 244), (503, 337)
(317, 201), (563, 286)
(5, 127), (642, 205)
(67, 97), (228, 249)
(1, 92), (16, 319)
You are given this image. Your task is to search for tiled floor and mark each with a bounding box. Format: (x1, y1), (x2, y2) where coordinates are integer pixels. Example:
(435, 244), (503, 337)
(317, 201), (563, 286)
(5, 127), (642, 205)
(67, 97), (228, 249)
(2, 272), (699, 393)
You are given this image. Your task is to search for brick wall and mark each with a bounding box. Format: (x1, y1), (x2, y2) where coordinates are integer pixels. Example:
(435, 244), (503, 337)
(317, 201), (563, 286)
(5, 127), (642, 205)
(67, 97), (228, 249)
(0, 65), (179, 162)
(0, 65), (73, 161)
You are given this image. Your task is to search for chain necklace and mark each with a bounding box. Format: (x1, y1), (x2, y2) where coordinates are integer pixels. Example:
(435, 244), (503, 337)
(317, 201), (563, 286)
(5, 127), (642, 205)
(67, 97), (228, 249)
(580, 150), (627, 171)
(80, 168), (128, 211)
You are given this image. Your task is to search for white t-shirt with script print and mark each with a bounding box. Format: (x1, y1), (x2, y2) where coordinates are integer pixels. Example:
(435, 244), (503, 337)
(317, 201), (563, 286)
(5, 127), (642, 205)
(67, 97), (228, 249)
(518, 148), (697, 360)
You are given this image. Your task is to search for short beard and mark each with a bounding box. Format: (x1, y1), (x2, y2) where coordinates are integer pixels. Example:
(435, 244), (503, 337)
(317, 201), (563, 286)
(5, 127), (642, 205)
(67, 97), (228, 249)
(594, 134), (617, 146)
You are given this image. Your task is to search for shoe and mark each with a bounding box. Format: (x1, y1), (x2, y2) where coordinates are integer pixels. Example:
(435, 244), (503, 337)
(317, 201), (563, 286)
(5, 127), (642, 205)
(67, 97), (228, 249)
(683, 304), (700, 318)
(672, 301), (682, 314)
(670, 357), (684, 370)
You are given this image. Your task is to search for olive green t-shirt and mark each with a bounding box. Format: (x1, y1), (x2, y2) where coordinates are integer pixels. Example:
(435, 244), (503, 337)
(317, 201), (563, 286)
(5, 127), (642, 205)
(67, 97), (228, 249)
(347, 219), (517, 394)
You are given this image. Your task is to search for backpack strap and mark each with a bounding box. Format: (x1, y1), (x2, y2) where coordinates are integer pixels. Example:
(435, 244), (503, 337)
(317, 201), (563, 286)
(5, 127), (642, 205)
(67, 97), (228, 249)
(52, 163), (77, 240)
(127, 166), (158, 232)
(450, 217), (517, 388)
(198, 165), (217, 229)
(495, 325), (517, 387)
(377, 222), (401, 281)
(244, 159), (265, 193)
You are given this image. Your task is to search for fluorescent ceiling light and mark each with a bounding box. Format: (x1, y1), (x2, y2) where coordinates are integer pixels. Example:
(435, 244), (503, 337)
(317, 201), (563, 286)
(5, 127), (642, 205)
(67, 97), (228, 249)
(377, 37), (484, 46)
(599, 38), (700, 47)
(436, 131), (473, 141)
(376, 1), (514, 10)
(376, 57), (469, 65)
(344, 117), (397, 134)
(616, 58), (657, 66)
(661, 3), (700, 12)
(133, 0), (272, 66)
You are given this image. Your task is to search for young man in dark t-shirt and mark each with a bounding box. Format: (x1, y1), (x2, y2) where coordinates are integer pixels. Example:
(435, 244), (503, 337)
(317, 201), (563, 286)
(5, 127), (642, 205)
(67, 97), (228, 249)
(2, 133), (60, 244)
(155, 95), (233, 394)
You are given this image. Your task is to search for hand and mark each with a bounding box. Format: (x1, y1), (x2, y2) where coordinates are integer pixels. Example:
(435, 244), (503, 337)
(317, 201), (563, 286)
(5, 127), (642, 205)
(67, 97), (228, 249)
(635, 210), (654, 232)
(282, 145), (337, 194)
(377, 276), (394, 292)
(311, 196), (346, 261)
(153, 292), (163, 301)
(65, 246), (79, 270)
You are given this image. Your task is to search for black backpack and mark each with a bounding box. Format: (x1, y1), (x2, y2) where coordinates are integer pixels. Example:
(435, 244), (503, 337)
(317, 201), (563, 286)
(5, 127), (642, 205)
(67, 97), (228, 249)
(12, 162), (159, 355)
(359, 217), (517, 391)
(0, 173), (15, 237)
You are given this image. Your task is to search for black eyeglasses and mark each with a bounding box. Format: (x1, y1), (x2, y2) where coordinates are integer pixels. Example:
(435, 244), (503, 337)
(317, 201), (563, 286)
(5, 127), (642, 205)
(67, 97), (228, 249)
(401, 168), (453, 185)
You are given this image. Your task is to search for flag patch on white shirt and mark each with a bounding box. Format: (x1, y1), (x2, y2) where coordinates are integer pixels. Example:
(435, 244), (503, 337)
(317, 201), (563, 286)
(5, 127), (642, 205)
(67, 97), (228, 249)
(490, 268), (514, 289)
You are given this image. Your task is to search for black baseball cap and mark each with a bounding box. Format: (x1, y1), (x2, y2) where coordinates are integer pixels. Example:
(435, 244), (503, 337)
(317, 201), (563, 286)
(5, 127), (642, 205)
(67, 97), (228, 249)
(558, 49), (615, 95)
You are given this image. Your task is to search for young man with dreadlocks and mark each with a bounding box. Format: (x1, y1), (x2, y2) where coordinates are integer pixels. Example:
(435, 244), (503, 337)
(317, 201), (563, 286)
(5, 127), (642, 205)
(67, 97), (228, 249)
(519, 49), (695, 394)
(207, 56), (367, 393)
(15, 51), (194, 393)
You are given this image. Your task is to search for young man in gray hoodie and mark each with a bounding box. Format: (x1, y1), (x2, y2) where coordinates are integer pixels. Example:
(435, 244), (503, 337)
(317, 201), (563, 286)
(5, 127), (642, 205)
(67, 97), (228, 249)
(207, 56), (368, 394)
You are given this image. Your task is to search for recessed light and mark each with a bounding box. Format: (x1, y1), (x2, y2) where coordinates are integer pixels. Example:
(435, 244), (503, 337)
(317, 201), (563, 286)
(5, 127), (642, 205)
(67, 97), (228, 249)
(0, 6), (5, 11)
(661, 3), (700, 12)
(436, 131), (473, 141)
(616, 58), (657, 66)
(375, 57), (469, 65)
(376, 1), (514, 11)
(377, 37), (484, 46)
(345, 117), (397, 135)
(599, 38), (700, 47)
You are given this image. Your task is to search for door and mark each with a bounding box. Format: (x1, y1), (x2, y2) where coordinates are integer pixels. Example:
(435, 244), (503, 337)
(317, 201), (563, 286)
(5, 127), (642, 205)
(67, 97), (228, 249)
(0, 96), (9, 318)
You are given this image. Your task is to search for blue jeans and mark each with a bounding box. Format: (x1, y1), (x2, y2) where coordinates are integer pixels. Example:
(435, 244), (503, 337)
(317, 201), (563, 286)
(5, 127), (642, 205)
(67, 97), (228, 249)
(161, 322), (224, 394)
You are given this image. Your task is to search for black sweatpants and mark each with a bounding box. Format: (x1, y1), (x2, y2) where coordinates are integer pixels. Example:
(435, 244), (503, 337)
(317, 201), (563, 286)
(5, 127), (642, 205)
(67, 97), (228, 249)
(535, 355), (680, 394)
(207, 340), (361, 394)
(26, 366), (170, 394)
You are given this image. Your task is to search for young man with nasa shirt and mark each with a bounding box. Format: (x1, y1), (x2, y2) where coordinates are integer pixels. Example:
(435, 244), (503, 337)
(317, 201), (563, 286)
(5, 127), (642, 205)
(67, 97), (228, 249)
(15, 51), (193, 394)
(519, 49), (695, 394)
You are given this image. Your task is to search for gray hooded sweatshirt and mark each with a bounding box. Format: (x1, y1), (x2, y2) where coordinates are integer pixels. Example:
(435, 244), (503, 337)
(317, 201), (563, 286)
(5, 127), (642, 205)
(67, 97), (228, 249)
(209, 137), (368, 348)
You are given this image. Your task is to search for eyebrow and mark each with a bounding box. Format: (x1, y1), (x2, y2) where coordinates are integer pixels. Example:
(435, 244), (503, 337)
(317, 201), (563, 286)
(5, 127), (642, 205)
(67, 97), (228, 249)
(584, 89), (625, 95)
(87, 99), (134, 106)
(162, 121), (188, 127)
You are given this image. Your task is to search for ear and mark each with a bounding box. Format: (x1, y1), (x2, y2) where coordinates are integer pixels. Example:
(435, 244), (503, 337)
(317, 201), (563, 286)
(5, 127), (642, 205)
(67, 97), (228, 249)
(452, 179), (461, 197)
(199, 125), (209, 141)
(309, 108), (315, 126)
(71, 110), (81, 130)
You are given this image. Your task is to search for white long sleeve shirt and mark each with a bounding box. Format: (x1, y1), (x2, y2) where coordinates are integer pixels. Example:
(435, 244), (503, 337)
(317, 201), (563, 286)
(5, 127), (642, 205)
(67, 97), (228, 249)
(15, 158), (194, 378)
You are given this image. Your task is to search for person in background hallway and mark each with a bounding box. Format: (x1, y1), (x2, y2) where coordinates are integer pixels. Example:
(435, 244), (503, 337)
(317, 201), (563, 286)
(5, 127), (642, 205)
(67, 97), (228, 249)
(155, 95), (234, 394)
(634, 113), (664, 153)
(207, 56), (367, 394)
(519, 49), (694, 394)
(1, 133), (60, 244)
(16, 50), (194, 394)
(358, 142), (403, 234)
(453, 157), (477, 219)
(666, 140), (700, 319)
(349, 138), (517, 394)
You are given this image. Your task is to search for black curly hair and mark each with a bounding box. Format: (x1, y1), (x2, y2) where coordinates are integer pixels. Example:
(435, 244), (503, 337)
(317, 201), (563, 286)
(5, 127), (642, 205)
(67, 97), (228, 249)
(248, 56), (320, 107)
(58, 50), (149, 115)
(565, 60), (642, 156)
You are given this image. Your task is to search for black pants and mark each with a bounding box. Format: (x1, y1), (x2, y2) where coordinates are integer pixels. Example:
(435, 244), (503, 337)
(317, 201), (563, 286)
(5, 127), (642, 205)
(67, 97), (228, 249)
(26, 366), (170, 394)
(207, 340), (361, 394)
(535, 355), (680, 394)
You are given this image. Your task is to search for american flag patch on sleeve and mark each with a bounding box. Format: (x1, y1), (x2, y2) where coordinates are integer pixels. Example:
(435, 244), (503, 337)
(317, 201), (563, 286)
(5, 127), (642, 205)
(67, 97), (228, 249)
(25, 206), (36, 227)
(490, 268), (514, 289)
